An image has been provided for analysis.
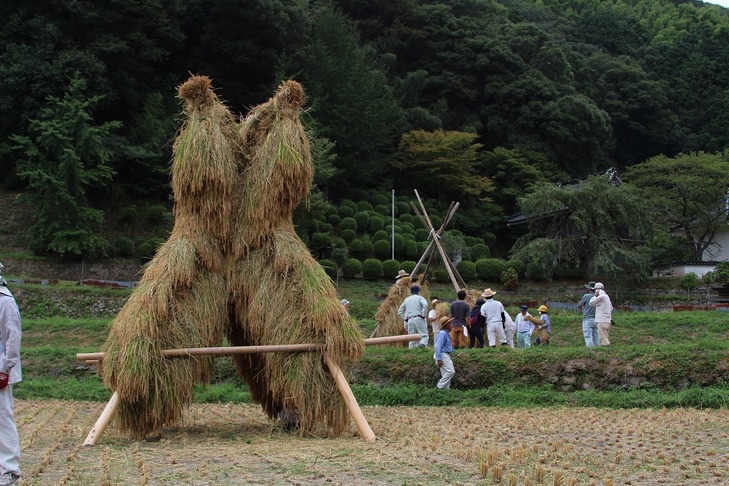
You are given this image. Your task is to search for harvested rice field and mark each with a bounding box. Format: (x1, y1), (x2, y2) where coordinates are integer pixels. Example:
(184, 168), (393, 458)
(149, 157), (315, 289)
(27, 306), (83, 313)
(15, 400), (729, 485)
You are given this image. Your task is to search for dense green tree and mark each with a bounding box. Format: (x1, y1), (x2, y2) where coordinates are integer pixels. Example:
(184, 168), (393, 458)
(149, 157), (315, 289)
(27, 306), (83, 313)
(12, 76), (119, 258)
(623, 152), (729, 261)
(511, 174), (654, 281)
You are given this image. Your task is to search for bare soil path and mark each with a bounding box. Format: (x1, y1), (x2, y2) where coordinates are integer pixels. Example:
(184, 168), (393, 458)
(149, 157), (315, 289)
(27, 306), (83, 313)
(14, 400), (729, 485)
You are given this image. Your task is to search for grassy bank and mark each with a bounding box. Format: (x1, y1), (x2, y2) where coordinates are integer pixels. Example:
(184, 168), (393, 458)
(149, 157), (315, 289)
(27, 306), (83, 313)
(14, 310), (729, 408)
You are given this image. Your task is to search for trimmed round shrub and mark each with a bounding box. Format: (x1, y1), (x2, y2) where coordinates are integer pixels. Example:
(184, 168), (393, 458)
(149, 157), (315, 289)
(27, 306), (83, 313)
(374, 204), (389, 216)
(136, 238), (159, 260)
(310, 232), (333, 249)
(394, 201), (410, 216)
(393, 233), (406, 255)
(340, 199), (357, 211)
(430, 214), (443, 229)
(370, 193), (389, 206)
(481, 232), (497, 246)
(362, 258), (383, 279)
(476, 258), (507, 281)
(144, 204), (171, 224)
(337, 205), (354, 218)
(470, 243), (491, 260)
(316, 221), (333, 233)
(415, 228), (429, 241)
(318, 259), (338, 279)
(118, 206), (138, 224)
(457, 260), (477, 282)
(506, 258), (526, 277)
(382, 259), (401, 278)
(340, 229), (356, 243)
(353, 211), (369, 229)
(361, 240), (375, 258)
(332, 236), (346, 249)
(463, 236), (477, 247)
(369, 216), (384, 232)
(348, 238), (364, 255)
(342, 258), (362, 278)
(401, 260), (417, 274)
(385, 224), (402, 234)
(417, 241), (428, 255)
(399, 213), (413, 224)
(433, 268), (449, 282)
(339, 217), (357, 232)
(403, 239), (419, 259)
(327, 213), (341, 226)
(113, 237), (135, 257)
(400, 222), (415, 233)
(357, 200), (374, 212)
(527, 261), (547, 281)
(372, 230), (389, 242)
(373, 239), (391, 259)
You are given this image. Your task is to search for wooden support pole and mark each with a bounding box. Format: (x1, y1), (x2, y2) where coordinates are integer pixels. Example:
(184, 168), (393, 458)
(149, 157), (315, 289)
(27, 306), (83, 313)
(322, 353), (376, 442)
(414, 190), (461, 292)
(83, 391), (120, 447)
(410, 200), (459, 280)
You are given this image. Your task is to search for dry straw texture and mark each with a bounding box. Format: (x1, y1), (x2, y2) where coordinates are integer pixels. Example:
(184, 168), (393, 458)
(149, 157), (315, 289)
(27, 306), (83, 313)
(373, 276), (431, 344)
(102, 75), (363, 438)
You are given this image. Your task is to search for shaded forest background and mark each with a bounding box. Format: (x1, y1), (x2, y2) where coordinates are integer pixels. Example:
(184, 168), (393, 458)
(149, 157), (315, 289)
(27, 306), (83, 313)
(2, 0), (729, 282)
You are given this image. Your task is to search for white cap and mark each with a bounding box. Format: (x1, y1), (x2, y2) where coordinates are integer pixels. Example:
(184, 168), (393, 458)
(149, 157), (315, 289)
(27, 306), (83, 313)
(0, 263), (10, 297)
(594, 282), (604, 290)
(340, 299), (350, 306)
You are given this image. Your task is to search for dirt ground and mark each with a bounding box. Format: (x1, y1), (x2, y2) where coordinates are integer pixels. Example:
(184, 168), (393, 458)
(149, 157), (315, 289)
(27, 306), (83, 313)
(14, 400), (729, 485)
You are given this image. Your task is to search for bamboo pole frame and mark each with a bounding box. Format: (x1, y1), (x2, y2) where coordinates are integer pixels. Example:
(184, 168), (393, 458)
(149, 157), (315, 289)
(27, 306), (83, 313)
(81, 333), (420, 446)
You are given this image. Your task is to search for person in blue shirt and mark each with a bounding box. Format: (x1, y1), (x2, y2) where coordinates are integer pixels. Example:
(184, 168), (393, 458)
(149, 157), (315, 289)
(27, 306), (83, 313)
(576, 281), (599, 347)
(433, 316), (455, 389)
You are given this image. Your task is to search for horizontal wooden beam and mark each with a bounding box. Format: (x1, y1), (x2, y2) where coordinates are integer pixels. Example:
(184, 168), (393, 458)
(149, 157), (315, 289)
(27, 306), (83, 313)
(76, 334), (421, 361)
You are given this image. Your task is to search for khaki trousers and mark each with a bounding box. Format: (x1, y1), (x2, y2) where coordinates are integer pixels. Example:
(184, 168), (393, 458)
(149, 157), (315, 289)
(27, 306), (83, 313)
(597, 321), (612, 346)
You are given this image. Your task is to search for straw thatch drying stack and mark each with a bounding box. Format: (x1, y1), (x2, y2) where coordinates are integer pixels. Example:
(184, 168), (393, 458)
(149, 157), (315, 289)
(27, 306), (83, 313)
(372, 275), (430, 345)
(101, 75), (363, 439)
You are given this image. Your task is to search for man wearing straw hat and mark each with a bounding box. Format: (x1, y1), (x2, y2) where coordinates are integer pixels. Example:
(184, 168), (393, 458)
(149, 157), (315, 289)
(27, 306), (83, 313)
(479, 288), (508, 347)
(0, 264), (21, 486)
(395, 269), (409, 282)
(398, 285), (429, 348)
(434, 316), (455, 389)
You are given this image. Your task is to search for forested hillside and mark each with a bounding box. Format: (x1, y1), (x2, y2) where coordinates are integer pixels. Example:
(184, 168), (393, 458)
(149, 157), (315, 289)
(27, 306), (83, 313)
(1, 0), (729, 282)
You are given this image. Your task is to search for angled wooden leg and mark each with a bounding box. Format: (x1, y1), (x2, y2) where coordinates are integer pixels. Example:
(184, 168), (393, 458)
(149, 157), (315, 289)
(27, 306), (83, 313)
(322, 353), (376, 442)
(83, 391), (121, 446)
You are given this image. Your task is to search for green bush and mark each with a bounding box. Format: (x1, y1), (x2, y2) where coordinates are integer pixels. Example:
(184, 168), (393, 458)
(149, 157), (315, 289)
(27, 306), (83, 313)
(342, 258), (362, 277)
(463, 236), (477, 247)
(470, 243), (490, 260)
(362, 258), (383, 279)
(501, 267), (519, 289)
(374, 204), (389, 216)
(382, 259), (401, 278)
(310, 232), (333, 249)
(118, 206), (138, 224)
(457, 260), (477, 282)
(353, 211), (369, 230)
(369, 216), (385, 232)
(339, 217), (357, 232)
(332, 236), (346, 249)
(357, 200), (373, 212)
(340, 199), (357, 211)
(337, 205), (354, 218)
(352, 189), (370, 202)
(395, 201), (410, 216)
(430, 214), (443, 229)
(361, 240), (375, 258)
(399, 213), (413, 224)
(349, 239), (364, 256)
(341, 229), (356, 243)
(372, 230), (389, 242)
(476, 258), (507, 281)
(370, 193), (389, 206)
(373, 239), (391, 258)
(403, 239), (419, 260)
(433, 268), (449, 282)
(401, 260), (417, 273)
(318, 259), (338, 279)
(113, 237), (135, 257)
(506, 258), (526, 277)
(327, 213), (341, 226)
(527, 261), (547, 281)
(415, 228), (429, 241)
(144, 204), (170, 224)
(393, 233), (405, 255)
(136, 239), (159, 260)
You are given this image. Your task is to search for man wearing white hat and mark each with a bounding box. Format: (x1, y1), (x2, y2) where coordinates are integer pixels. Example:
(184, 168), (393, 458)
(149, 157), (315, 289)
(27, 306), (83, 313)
(479, 288), (508, 347)
(589, 282), (613, 346)
(0, 264), (21, 486)
(398, 285), (429, 348)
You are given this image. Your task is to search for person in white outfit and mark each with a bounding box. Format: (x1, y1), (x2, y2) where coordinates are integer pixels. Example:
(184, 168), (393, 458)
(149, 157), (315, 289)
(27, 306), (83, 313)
(398, 285), (429, 347)
(479, 288), (508, 347)
(0, 264), (21, 486)
(589, 282), (613, 346)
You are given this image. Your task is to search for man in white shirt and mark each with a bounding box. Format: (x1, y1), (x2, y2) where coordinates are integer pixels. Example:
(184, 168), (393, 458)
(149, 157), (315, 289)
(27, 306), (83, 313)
(0, 265), (21, 486)
(589, 282), (613, 346)
(398, 286), (429, 348)
(479, 288), (507, 347)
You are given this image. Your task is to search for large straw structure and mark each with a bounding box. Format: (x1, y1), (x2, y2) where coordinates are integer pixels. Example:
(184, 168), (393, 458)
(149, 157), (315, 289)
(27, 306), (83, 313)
(372, 276), (430, 345)
(101, 76), (363, 438)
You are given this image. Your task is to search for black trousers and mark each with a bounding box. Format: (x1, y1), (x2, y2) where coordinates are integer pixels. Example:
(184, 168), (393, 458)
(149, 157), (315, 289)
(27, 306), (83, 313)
(469, 325), (485, 348)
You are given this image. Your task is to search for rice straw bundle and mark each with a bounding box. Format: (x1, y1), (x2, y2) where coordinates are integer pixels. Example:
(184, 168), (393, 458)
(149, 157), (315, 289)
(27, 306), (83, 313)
(101, 75), (363, 439)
